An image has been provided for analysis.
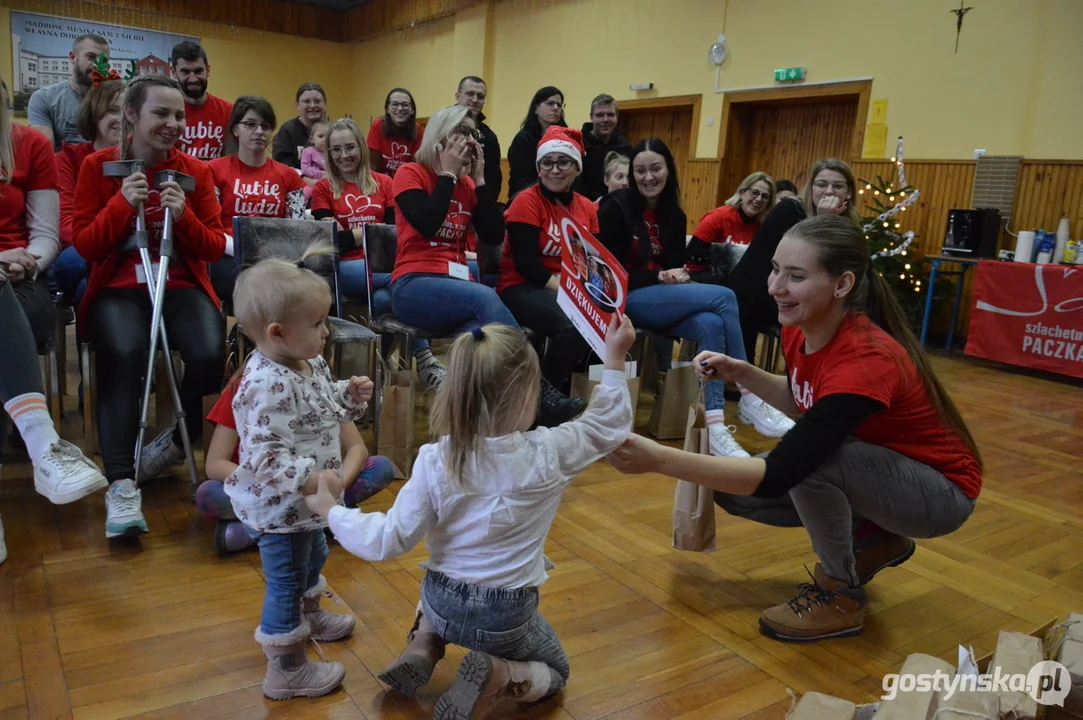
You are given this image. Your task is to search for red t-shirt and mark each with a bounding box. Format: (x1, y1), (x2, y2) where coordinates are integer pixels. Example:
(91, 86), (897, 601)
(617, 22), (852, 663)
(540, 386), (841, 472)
(177, 94), (233, 161)
(311, 173), (395, 261)
(497, 185), (599, 293)
(631, 207), (664, 272)
(208, 155), (306, 232)
(207, 375), (241, 465)
(687, 204), (760, 272)
(367, 117), (421, 177)
(0, 124), (58, 251)
(57, 141), (97, 248)
(783, 314), (982, 499)
(391, 163), (477, 281)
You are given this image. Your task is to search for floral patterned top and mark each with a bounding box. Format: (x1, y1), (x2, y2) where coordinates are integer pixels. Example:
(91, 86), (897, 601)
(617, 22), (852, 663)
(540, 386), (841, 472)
(226, 350), (368, 533)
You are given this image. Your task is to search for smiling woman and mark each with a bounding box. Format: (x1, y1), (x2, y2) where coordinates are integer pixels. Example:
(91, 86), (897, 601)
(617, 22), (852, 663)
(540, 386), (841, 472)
(367, 87), (422, 177)
(72, 74), (227, 541)
(272, 82), (327, 169)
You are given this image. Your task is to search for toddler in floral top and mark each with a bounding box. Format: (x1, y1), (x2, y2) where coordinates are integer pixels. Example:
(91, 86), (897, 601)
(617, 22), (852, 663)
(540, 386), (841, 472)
(229, 242), (373, 701)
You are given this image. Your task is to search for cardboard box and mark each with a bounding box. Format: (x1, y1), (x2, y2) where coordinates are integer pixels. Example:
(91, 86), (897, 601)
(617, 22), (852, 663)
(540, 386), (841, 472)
(788, 691), (856, 720)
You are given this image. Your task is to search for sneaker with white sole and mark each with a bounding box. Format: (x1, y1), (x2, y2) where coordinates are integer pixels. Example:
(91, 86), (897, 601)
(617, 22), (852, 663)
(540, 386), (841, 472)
(34, 440), (108, 504)
(105, 479), (148, 538)
(138, 428), (185, 481)
(416, 355), (446, 391)
(738, 396), (795, 438)
(708, 424), (752, 458)
(0, 512), (6, 565)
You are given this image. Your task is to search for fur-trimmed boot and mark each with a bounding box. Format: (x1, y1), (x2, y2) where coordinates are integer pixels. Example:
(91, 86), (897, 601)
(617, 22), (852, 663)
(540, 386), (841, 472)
(257, 621), (346, 700)
(378, 609), (447, 698)
(434, 651), (561, 719)
(301, 576), (356, 642)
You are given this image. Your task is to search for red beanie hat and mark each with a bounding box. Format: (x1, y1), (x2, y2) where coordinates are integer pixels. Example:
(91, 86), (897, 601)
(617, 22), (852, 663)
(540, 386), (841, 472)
(536, 126), (584, 170)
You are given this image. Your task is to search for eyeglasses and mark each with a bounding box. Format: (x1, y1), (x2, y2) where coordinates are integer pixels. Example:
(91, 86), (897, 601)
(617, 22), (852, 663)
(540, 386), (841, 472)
(539, 157), (575, 172)
(329, 144), (359, 157)
(455, 125), (481, 141)
(238, 120), (273, 133)
(745, 188), (769, 200)
(813, 180), (850, 193)
(388, 101), (413, 111)
(542, 100), (565, 110)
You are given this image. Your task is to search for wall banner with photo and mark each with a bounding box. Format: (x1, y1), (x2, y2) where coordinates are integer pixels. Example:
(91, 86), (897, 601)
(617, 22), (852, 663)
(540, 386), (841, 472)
(9, 11), (197, 115)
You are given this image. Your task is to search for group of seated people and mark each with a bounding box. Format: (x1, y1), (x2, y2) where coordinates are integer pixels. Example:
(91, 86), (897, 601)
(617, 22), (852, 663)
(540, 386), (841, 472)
(0, 34), (988, 710)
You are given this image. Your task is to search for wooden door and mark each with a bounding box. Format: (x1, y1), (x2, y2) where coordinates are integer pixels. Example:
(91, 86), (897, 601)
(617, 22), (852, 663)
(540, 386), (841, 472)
(619, 105), (695, 189)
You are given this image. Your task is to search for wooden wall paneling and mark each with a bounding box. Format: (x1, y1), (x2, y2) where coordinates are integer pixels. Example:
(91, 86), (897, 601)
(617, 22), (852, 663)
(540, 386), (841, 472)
(683, 159), (722, 232)
(1012, 161), (1083, 235)
(345, 0), (481, 41)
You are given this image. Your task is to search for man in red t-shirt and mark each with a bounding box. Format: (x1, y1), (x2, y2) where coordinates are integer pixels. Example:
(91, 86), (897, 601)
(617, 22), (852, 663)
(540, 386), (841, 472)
(171, 41), (233, 161)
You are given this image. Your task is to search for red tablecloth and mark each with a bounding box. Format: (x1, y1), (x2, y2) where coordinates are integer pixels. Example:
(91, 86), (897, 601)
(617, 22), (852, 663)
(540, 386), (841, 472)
(965, 260), (1083, 378)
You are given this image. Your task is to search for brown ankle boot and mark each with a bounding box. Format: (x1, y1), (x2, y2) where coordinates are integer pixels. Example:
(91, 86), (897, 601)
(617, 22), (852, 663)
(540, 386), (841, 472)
(378, 614), (447, 698)
(301, 581), (356, 642)
(434, 652), (552, 719)
(759, 564), (866, 643)
(854, 532), (916, 585)
(260, 637), (346, 700)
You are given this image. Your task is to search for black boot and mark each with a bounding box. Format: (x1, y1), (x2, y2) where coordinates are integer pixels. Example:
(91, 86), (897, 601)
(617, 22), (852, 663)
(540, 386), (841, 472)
(535, 377), (586, 429)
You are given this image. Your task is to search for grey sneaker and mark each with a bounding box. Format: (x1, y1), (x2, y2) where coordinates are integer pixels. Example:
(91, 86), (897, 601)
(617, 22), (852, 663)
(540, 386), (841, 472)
(138, 428), (185, 481)
(105, 479), (148, 538)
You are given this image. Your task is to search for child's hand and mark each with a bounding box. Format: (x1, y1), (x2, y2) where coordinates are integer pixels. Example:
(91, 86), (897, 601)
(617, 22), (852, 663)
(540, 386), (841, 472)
(304, 473), (339, 518)
(347, 376), (374, 404)
(302, 469), (344, 497)
(604, 309), (636, 370)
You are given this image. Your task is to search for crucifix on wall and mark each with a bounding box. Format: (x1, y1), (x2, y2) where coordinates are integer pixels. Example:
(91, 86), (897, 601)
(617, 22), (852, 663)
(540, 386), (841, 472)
(950, 1), (975, 53)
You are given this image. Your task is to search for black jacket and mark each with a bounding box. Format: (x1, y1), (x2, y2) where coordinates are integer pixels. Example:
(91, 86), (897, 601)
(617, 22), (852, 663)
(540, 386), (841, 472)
(272, 117), (311, 169)
(575, 123), (633, 201)
(474, 113), (503, 199)
(725, 197), (807, 321)
(597, 189), (688, 291)
(506, 126), (543, 199)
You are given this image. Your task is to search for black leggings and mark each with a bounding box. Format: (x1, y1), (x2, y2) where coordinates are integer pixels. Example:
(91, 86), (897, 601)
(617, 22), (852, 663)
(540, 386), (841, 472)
(0, 281), (46, 403)
(12, 275), (56, 351)
(500, 284), (591, 391)
(88, 288), (225, 482)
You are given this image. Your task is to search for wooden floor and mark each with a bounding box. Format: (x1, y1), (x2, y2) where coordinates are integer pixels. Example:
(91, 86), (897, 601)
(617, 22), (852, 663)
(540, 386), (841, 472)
(1, 347), (1082, 720)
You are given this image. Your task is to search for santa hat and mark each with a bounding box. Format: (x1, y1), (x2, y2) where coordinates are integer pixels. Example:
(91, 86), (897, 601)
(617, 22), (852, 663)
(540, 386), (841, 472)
(536, 126), (584, 170)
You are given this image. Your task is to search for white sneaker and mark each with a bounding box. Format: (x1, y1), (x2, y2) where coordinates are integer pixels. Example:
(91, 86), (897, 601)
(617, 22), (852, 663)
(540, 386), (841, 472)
(105, 479), (148, 538)
(416, 355), (446, 391)
(34, 440), (108, 504)
(738, 396), (795, 438)
(708, 424), (752, 458)
(138, 428), (185, 481)
(0, 512), (6, 565)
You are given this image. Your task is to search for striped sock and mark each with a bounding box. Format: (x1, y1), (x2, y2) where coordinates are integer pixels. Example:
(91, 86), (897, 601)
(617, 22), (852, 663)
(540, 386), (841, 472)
(4, 393), (59, 461)
(737, 384), (751, 397)
(704, 409), (726, 428)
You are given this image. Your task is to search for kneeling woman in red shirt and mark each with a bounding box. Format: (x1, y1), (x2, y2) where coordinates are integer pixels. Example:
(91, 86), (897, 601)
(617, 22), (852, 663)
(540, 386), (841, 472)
(74, 75), (227, 539)
(608, 215), (981, 643)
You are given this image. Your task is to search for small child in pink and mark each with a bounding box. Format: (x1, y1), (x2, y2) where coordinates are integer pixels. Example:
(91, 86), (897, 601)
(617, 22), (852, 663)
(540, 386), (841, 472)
(302, 120), (330, 201)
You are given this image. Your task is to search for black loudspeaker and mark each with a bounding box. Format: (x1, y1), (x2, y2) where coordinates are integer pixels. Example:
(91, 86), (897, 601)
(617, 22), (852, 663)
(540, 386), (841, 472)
(941, 208), (1001, 258)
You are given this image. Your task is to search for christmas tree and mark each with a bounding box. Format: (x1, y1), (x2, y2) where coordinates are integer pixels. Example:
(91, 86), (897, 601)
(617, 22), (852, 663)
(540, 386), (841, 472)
(856, 136), (933, 326)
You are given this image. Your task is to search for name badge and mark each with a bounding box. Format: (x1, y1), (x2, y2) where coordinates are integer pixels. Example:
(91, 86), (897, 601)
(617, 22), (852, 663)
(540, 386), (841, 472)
(135, 263), (169, 285)
(448, 262), (470, 281)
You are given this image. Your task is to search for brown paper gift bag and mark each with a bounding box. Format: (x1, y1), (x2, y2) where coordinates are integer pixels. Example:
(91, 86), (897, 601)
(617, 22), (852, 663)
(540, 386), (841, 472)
(787, 691), (856, 720)
(991, 630), (1043, 720)
(648, 362), (699, 440)
(377, 366), (415, 477)
(570, 362), (640, 419)
(672, 404), (716, 552)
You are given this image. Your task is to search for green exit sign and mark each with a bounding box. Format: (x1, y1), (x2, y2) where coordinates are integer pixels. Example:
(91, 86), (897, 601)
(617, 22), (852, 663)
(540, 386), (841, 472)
(774, 67), (807, 83)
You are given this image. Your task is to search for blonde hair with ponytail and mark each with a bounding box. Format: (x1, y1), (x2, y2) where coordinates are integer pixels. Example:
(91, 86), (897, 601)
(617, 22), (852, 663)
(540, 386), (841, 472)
(233, 241), (336, 340)
(429, 324), (541, 488)
(786, 215), (981, 465)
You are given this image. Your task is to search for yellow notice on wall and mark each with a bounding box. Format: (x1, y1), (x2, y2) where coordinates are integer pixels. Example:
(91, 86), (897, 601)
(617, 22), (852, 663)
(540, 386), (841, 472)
(870, 98), (889, 123)
(863, 123), (888, 158)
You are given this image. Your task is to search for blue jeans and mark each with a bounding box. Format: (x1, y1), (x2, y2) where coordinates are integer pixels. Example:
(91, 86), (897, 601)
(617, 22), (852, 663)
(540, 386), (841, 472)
(52, 245), (87, 306)
(341, 259), (428, 355)
(255, 529), (329, 637)
(391, 273), (518, 334)
(421, 571), (568, 694)
(467, 260), (500, 288)
(625, 283), (748, 412)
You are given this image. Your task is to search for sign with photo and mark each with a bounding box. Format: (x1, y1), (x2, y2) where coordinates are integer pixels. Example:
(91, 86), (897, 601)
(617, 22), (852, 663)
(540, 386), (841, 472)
(554, 206), (629, 358)
(9, 11), (197, 114)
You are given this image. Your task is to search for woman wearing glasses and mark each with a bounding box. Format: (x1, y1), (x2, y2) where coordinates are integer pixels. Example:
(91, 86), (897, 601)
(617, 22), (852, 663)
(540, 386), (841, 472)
(367, 88), (422, 177)
(726, 159), (860, 361)
(507, 86), (568, 198)
(272, 82), (327, 171)
(497, 126), (595, 394)
(685, 172), (776, 284)
(207, 96), (307, 305)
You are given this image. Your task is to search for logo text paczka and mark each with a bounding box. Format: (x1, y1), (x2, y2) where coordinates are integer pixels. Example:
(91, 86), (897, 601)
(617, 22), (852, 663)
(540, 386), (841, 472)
(881, 661), (1071, 706)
